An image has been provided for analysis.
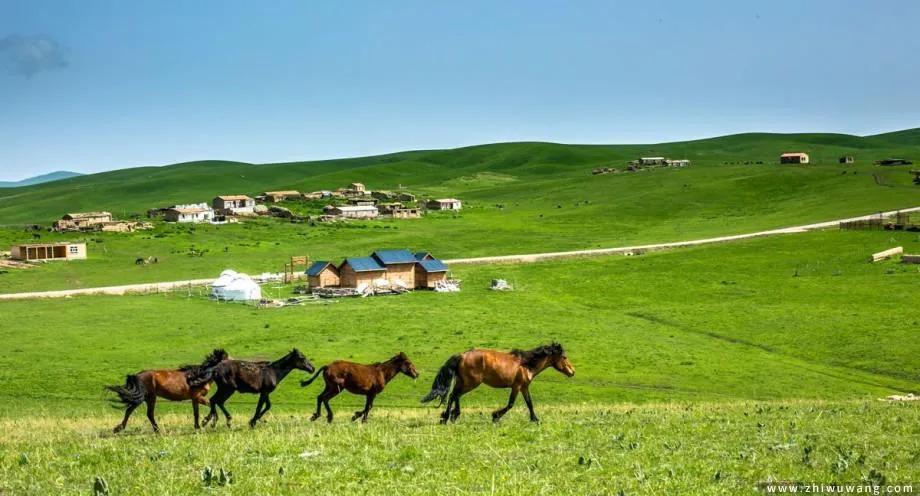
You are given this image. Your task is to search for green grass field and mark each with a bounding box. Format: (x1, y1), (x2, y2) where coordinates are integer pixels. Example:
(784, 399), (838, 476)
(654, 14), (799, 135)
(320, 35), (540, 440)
(0, 131), (918, 494)
(0, 230), (918, 493)
(3, 403), (917, 495)
(0, 131), (918, 293)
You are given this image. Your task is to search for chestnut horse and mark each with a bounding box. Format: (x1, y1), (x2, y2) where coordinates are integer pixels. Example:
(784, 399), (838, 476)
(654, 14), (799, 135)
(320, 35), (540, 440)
(421, 343), (574, 423)
(106, 348), (228, 433)
(203, 348), (315, 429)
(300, 352), (419, 423)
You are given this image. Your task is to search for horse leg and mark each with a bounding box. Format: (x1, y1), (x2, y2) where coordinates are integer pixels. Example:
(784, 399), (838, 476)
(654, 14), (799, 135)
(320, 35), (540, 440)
(362, 394), (376, 423)
(449, 388), (463, 423)
(217, 394), (234, 428)
(145, 396), (160, 433)
(193, 400), (200, 430)
(492, 386), (519, 423)
(207, 386), (234, 428)
(522, 385), (538, 422)
(353, 394), (375, 422)
(203, 385), (224, 427)
(249, 393), (266, 428)
(323, 387), (340, 423)
(311, 387), (326, 421)
(113, 403), (138, 433)
(439, 388), (455, 424)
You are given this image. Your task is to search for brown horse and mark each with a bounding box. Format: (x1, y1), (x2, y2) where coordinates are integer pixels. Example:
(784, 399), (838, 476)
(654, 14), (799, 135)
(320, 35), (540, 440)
(300, 352), (419, 423)
(203, 348), (315, 429)
(421, 343), (574, 423)
(106, 349), (228, 433)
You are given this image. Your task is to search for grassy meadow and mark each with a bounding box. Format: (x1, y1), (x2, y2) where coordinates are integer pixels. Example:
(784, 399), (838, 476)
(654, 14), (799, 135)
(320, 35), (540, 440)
(1, 132), (919, 293)
(2, 402), (918, 495)
(0, 131), (918, 494)
(0, 229), (918, 493)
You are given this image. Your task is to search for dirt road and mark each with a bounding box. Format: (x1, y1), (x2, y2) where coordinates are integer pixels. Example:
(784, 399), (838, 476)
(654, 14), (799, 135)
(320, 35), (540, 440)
(1, 206), (917, 300)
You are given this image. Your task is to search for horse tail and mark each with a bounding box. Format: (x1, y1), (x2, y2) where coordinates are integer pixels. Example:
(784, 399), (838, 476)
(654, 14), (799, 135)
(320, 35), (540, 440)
(420, 354), (461, 405)
(105, 374), (146, 409)
(300, 366), (327, 387)
(185, 348), (229, 388)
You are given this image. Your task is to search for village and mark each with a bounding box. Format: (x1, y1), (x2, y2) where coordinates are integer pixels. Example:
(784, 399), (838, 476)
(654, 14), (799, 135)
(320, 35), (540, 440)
(2, 180), (465, 300)
(593, 151), (918, 176)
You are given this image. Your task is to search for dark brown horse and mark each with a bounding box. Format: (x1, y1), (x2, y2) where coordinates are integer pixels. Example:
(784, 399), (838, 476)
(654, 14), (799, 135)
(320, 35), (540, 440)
(203, 349), (315, 428)
(421, 343), (574, 423)
(300, 352), (419, 423)
(106, 349), (228, 433)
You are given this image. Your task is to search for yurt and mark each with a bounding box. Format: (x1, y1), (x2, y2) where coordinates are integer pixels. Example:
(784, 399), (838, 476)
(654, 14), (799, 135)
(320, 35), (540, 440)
(210, 269), (262, 301)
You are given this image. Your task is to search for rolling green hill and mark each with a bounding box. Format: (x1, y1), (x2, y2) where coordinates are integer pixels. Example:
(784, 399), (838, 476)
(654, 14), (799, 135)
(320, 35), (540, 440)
(0, 130), (917, 293)
(0, 130), (917, 224)
(0, 170), (83, 188)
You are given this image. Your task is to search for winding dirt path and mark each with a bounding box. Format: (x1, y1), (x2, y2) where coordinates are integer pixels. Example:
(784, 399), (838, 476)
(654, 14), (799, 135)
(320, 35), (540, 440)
(1, 206), (917, 300)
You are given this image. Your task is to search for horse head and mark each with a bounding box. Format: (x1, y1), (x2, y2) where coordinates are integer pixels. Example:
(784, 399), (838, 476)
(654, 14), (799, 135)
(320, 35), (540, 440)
(395, 352), (419, 379)
(548, 343), (575, 377)
(290, 348), (316, 373)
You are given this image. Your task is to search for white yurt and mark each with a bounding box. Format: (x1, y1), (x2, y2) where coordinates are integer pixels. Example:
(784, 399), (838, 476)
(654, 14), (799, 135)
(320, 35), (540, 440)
(211, 269), (262, 301)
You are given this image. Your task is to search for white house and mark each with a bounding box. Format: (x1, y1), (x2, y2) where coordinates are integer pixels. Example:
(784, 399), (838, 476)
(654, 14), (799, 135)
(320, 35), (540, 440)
(213, 195), (256, 215)
(164, 203), (214, 223)
(426, 198), (462, 210)
(323, 205), (379, 219)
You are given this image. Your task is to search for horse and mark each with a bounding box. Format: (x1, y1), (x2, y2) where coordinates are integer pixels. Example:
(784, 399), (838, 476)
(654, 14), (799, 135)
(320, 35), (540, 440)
(421, 343), (574, 424)
(106, 348), (228, 433)
(203, 348), (315, 429)
(300, 352), (419, 423)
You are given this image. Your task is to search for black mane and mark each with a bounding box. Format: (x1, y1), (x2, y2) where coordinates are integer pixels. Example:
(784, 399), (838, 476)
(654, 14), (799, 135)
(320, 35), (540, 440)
(181, 348), (228, 387)
(510, 343), (564, 369)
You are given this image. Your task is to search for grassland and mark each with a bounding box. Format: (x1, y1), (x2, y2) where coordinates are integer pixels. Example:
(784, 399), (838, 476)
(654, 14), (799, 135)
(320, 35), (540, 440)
(0, 230), (917, 493)
(3, 402), (918, 495)
(0, 131), (918, 293)
(0, 131), (918, 494)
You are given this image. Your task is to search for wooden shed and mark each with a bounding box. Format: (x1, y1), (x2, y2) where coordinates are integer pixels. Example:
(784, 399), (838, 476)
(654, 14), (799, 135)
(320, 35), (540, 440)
(780, 152), (810, 164)
(11, 242), (86, 261)
(306, 261), (340, 288)
(338, 257), (386, 288)
(371, 249), (417, 288)
(414, 257), (449, 289)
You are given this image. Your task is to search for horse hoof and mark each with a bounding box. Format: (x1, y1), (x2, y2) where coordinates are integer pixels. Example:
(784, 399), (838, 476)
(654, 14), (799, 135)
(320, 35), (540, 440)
(530, 417), (540, 423)
(112, 426), (123, 434)
(326, 417), (333, 424)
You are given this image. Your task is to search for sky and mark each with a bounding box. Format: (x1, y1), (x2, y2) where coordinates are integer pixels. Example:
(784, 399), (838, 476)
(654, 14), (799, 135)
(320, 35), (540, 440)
(1, 1), (919, 181)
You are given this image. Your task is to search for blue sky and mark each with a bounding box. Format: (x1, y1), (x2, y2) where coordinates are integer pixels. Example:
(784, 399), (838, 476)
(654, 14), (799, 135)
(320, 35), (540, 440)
(1, 1), (918, 181)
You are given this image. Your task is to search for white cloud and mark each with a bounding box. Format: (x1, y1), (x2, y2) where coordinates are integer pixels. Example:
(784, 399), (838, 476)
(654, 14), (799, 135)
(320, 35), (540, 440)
(0, 34), (68, 77)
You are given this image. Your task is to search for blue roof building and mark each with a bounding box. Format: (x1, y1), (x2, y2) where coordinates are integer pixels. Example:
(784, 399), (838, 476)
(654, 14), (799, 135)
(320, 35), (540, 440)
(341, 256), (385, 272)
(372, 249), (416, 265)
(417, 258), (448, 273)
(306, 261), (333, 276)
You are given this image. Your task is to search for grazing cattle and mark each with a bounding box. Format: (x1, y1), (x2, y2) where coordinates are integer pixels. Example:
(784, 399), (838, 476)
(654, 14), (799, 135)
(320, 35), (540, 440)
(106, 349), (228, 433)
(301, 352), (419, 423)
(203, 349), (315, 428)
(421, 343), (574, 423)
